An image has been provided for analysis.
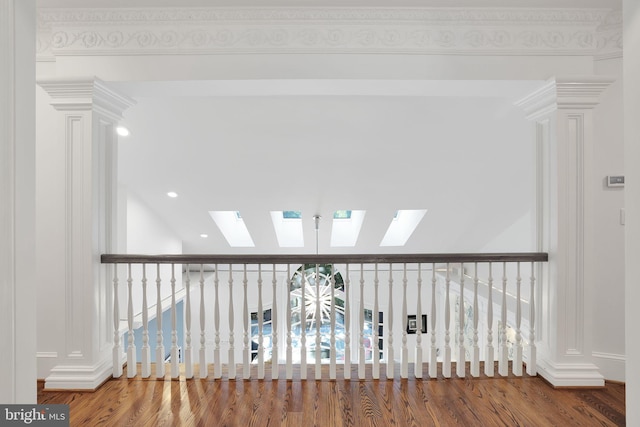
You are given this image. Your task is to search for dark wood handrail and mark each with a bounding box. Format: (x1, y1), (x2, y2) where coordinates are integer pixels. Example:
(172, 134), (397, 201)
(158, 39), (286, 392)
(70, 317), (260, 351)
(101, 252), (548, 265)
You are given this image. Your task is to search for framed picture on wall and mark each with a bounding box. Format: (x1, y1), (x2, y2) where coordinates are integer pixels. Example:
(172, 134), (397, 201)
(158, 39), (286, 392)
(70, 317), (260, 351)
(406, 314), (427, 334)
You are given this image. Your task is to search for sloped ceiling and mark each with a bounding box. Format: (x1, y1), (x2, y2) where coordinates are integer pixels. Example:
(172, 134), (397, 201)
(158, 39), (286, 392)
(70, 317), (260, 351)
(114, 80), (542, 254)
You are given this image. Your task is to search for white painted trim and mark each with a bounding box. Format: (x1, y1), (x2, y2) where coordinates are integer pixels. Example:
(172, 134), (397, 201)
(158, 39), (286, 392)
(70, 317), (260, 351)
(592, 352), (625, 383)
(0, 0), (18, 404)
(37, 352), (59, 359)
(44, 358), (113, 390)
(38, 77), (136, 120)
(36, 77), (135, 389)
(36, 7), (619, 58)
(0, 0), (36, 404)
(536, 357), (604, 387)
(516, 77), (613, 387)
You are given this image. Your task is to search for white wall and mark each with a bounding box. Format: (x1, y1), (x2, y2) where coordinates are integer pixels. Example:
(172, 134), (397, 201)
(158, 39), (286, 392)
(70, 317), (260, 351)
(592, 57), (626, 382)
(121, 189), (183, 326)
(126, 189), (182, 255)
(624, 0), (640, 423)
(53, 54), (594, 83)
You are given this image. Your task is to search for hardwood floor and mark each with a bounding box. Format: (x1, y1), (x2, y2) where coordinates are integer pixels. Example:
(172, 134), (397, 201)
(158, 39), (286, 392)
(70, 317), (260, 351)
(38, 363), (625, 426)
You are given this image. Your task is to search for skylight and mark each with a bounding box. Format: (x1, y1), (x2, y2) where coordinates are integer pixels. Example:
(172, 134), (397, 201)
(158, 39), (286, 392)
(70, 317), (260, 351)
(271, 211), (304, 247)
(283, 210), (302, 219)
(330, 210), (365, 247)
(380, 209), (427, 247)
(208, 211), (255, 247)
(333, 210), (352, 219)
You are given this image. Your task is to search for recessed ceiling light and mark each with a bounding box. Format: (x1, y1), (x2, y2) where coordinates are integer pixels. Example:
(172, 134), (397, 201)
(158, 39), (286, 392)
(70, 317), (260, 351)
(200, 234), (208, 238)
(167, 191), (178, 198)
(116, 126), (130, 137)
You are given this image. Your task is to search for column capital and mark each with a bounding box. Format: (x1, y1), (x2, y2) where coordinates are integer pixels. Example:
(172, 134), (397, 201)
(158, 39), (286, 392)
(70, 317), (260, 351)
(515, 76), (615, 121)
(38, 77), (135, 121)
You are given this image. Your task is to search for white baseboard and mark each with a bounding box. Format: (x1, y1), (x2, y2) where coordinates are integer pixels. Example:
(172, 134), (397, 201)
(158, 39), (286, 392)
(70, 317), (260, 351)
(536, 357), (605, 387)
(592, 352), (625, 383)
(44, 358), (112, 390)
(37, 351), (59, 379)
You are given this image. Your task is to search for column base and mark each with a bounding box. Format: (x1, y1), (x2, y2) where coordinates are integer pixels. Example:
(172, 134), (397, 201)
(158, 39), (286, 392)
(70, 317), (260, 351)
(44, 358), (113, 390)
(536, 357), (605, 387)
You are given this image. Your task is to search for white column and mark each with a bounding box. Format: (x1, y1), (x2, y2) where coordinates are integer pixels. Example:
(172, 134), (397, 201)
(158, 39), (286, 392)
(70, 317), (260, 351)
(38, 78), (135, 389)
(624, 1), (640, 424)
(516, 77), (612, 387)
(0, 0), (36, 404)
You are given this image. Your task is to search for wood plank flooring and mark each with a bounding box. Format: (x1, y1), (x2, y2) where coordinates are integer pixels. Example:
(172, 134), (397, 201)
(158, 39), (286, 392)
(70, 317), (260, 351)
(38, 363), (625, 426)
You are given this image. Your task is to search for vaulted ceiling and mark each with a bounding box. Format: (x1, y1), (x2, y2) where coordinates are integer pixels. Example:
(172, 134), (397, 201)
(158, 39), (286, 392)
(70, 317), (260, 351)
(113, 80), (541, 254)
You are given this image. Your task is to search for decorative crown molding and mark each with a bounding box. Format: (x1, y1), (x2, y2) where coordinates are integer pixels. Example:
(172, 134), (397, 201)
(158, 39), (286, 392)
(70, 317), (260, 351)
(36, 7), (621, 59)
(594, 9), (622, 60)
(514, 76), (614, 120)
(38, 77), (136, 120)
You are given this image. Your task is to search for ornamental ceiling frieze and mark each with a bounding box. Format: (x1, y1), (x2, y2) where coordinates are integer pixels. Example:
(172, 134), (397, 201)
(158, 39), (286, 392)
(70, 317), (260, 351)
(36, 7), (622, 60)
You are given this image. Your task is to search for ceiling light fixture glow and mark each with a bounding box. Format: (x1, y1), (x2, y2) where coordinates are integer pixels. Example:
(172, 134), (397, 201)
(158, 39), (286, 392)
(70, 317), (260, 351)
(116, 126), (130, 137)
(167, 191), (178, 198)
(200, 234), (208, 238)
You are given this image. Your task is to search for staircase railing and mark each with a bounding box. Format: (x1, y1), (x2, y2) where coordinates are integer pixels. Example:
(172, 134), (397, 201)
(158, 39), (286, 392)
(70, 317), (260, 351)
(102, 252), (547, 380)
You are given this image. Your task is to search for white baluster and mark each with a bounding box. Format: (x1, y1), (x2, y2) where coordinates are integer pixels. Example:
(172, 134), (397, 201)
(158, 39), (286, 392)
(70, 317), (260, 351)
(344, 264), (351, 380)
(471, 263), (480, 377)
(457, 263), (465, 378)
(315, 264), (321, 380)
(214, 265), (222, 379)
(243, 265), (250, 379)
(415, 264), (423, 379)
(112, 264), (122, 378)
(485, 263), (495, 377)
(184, 264), (193, 379)
(527, 261), (537, 376)
(401, 264), (408, 379)
(329, 265), (336, 380)
(258, 265), (265, 380)
(387, 264), (394, 379)
(170, 264), (179, 379)
(272, 265), (279, 380)
(514, 262), (523, 376)
(127, 263), (137, 378)
(286, 265), (293, 380)
(228, 265), (236, 379)
(358, 264), (365, 380)
(300, 266), (307, 380)
(373, 263), (380, 380)
(199, 265), (207, 379)
(499, 262), (508, 377)
(429, 264), (437, 379)
(443, 263), (451, 378)
(141, 264), (151, 378)
(155, 264), (165, 378)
